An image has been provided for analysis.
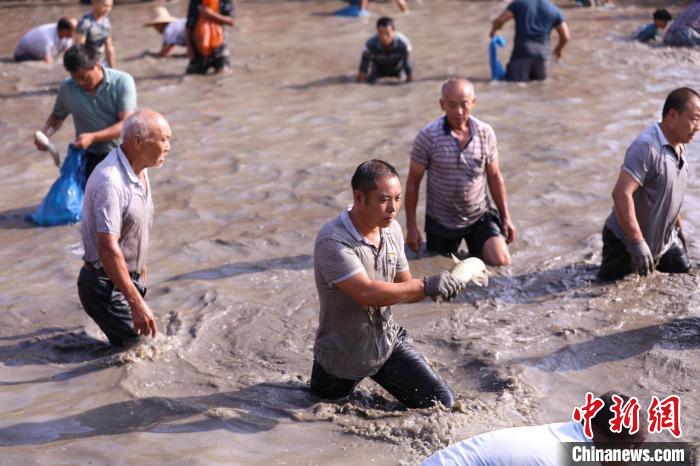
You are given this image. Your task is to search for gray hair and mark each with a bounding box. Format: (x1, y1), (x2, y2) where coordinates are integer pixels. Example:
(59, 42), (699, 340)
(121, 109), (163, 142)
(441, 77), (474, 98)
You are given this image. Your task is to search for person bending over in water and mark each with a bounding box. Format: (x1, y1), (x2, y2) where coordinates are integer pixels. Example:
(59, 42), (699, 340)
(634, 9), (672, 43)
(14, 17), (76, 64)
(422, 392), (648, 465)
(357, 16), (413, 84)
(311, 160), (465, 409)
(599, 88), (699, 280)
(144, 6), (187, 58)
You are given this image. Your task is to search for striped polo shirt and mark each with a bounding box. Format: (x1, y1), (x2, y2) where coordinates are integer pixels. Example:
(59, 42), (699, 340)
(411, 115), (498, 230)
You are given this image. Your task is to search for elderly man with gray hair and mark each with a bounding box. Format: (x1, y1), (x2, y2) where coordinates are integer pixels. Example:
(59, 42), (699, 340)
(405, 78), (515, 265)
(78, 109), (171, 347)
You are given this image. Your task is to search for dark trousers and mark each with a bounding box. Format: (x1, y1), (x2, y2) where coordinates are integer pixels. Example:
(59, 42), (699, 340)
(85, 151), (110, 184)
(186, 44), (230, 75)
(310, 333), (454, 409)
(506, 56), (548, 82)
(77, 264), (145, 347)
(598, 227), (690, 280)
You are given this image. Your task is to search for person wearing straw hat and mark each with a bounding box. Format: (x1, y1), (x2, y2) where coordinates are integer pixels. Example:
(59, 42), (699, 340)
(145, 6), (186, 58)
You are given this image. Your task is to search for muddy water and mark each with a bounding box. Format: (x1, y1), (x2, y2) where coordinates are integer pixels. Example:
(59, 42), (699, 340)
(0, 0), (698, 464)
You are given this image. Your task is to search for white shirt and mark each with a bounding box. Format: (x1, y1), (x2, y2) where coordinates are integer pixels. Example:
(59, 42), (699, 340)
(162, 19), (186, 47)
(14, 23), (72, 60)
(421, 422), (592, 466)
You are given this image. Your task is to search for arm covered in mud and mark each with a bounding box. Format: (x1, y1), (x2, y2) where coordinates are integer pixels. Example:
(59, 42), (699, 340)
(97, 232), (157, 337)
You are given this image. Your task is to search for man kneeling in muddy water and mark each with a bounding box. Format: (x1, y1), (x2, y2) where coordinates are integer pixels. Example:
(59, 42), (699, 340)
(310, 160), (465, 409)
(599, 87), (700, 280)
(78, 110), (171, 347)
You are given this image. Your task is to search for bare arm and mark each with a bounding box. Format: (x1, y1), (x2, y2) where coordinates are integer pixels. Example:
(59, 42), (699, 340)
(490, 10), (513, 37)
(158, 44), (175, 58)
(74, 32), (86, 45)
(35, 113), (66, 151)
(98, 233), (157, 337)
(74, 110), (134, 149)
(394, 0), (408, 12)
(104, 36), (116, 68)
(611, 170), (644, 243)
(405, 161), (426, 252)
(335, 270), (425, 308)
(486, 158), (516, 243)
(200, 7), (235, 26)
(395, 270), (425, 303)
(553, 22), (570, 60)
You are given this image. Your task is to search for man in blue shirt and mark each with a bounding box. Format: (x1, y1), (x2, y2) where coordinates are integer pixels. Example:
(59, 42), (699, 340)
(490, 0), (570, 82)
(635, 9), (672, 43)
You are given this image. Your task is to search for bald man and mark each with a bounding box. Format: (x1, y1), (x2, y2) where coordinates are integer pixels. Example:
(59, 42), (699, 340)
(78, 110), (171, 347)
(405, 78), (515, 265)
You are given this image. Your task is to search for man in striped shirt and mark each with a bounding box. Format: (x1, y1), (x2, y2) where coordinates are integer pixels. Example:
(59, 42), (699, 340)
(405, 78), (515, 266)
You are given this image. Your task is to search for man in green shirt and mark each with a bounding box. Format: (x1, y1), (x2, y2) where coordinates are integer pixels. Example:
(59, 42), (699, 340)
(34, 44), (137, 180)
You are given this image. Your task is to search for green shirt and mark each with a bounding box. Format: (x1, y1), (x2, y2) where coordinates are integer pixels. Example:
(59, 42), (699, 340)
(52, 67), (137, 155)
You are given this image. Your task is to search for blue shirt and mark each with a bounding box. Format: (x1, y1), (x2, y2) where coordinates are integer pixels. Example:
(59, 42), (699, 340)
(507, 0), (564, 59)
(635, 23), (658, 42)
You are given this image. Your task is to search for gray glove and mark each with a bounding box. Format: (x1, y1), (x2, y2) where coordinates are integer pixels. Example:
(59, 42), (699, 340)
(424, 271), (465, 301)
(627, 240), (654, 276)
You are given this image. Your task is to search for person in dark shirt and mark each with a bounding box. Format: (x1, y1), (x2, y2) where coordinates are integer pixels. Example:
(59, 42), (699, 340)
(490, 0), (570, 82)
(357, 17), (413, 84)
(185, 0), (235, 74)
(635, 9), (672, 43)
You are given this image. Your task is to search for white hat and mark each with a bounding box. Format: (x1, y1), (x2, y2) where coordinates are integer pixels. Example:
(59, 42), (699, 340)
(144, 6), (178, 26)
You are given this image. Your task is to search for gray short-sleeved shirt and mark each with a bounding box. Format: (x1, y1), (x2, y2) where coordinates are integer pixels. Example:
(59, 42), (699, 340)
(411, 115), (498, 230)
(81, 146), (154, 272)
(52, 67), (137, 155)
(313, 208), (409, 380)
(605, 122), (688, 258)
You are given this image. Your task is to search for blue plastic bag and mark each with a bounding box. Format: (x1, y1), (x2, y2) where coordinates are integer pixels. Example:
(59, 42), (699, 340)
(28, 145), (86, 226)
(334, 5), (368, 17)
(489, 35), (507, 81)
(334, 0), (368, 17)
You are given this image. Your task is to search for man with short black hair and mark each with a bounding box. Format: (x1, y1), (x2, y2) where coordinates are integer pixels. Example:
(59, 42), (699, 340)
(78, 109), (171, 347)
(34, 44), (137, 181)
(634, 9), (673, 43)
(311, 159), (464, 409)
(14, 17), (77, 63)
(357, 17), (413, 84)
(599, 87), (700, 280)
(490, 0), (570, 82)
